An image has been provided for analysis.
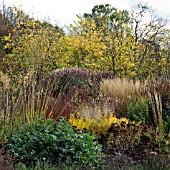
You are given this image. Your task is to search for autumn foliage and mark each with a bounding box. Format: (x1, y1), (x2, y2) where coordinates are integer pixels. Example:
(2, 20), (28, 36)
(1, 4), (169, 81)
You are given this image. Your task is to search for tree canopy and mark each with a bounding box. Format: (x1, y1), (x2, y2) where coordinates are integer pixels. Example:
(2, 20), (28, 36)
(1, 2), (170, 83)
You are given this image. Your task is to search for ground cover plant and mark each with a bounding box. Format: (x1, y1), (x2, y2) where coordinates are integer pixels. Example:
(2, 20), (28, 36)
(7, 116), (102, 168)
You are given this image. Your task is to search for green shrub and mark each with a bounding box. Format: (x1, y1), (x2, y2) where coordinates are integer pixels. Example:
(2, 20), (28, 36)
(8, 117), (102, 168)
(127, 97), (149, 123)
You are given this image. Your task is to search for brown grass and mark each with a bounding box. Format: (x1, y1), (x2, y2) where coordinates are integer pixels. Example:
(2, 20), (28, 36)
(0, 76), (76, 130)
(100, 78), (146, 99)
(75, 97), (115, 119)
(146, 79), (170, 135)
(0, 72), (11, 89)
(100, 78), (146, 117)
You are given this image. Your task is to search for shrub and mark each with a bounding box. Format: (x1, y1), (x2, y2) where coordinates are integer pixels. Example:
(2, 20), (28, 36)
(69, 114), (157, 154)
(69, 114), (129, 139)
(8, 117), (102, 168)
(106, 121), (157, 154)
(127, 97), (149, 123)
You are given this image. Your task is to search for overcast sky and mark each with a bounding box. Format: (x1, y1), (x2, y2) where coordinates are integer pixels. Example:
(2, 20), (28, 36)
(3, 0), (170, 27)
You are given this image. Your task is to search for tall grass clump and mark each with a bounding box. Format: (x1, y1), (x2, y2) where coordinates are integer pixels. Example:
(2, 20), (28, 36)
(0, 73), (69, 144)
(100, 78), (146, 117)
(44, 67), (114, 100)
(146, 78), (170, 136)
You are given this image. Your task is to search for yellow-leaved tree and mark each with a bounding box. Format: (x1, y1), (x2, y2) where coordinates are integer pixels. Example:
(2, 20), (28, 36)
(80, 4), (169, 78)
(3, 10), (64, 83)
(56, 16), (111, 71)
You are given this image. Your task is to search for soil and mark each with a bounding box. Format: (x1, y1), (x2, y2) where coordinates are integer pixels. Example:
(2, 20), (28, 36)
(0, 145), (14, 170)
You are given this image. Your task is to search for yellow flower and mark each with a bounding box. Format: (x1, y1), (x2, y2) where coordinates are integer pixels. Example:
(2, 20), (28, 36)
(120, 117), (129, 124)
(4, 33), (11, 41)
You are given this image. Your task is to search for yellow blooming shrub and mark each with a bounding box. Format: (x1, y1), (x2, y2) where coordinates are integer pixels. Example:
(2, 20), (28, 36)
(69, 114), (131, 138)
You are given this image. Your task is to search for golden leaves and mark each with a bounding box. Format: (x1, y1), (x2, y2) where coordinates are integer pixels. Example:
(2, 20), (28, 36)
(69, 114), (139, 139)
(4, 18), (62, 77)
(56, 27), (109, 70)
